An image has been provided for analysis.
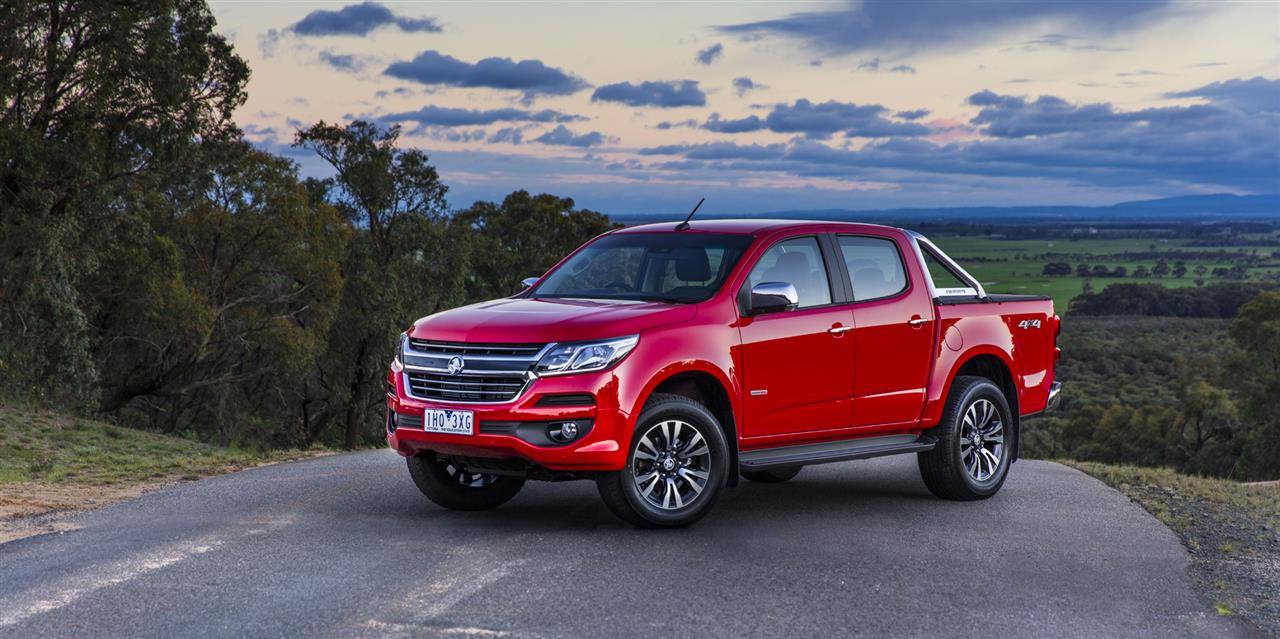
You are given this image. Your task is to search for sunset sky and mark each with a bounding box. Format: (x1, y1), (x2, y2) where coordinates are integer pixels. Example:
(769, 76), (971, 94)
(210, 1), (1280, 216)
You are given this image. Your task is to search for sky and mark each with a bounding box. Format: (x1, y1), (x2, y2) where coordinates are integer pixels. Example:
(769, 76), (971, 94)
(211, 1), (1280, 217)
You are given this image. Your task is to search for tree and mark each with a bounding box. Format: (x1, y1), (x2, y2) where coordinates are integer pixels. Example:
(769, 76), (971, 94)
(0, 0), (248, 407)
(1041, 262), (1071, 276)
(1194, 264), (1209, 277)
(294, 121), (467, 448)
(1226, 291), (1280, 479)
(1152, 260), (1170, 278)
(1092, 265), (1111, 278)
(1076, 263), (1091, 277)
(1133, 265), (1150, 278)
(1112, 265), (1128, 278)
(453, 191), (617, 301)
(1172, 262), (1187, 279)
(83, 142), (348, 446)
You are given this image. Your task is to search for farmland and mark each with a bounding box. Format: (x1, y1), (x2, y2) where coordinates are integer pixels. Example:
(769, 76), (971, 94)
(930, 234), (1280, 310)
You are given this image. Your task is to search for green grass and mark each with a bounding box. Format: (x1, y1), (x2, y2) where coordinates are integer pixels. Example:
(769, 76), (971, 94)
(0, 405), (322, 486)
(930, 235), (1278, 310)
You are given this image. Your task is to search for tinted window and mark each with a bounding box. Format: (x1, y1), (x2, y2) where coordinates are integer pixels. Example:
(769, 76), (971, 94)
(533, 233), (753, 302)
(837, 235), (908, 301)
(745, 237), (832, 308)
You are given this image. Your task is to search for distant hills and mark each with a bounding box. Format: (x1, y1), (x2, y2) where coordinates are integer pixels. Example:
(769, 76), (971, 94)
(614, 194), (1280, 224)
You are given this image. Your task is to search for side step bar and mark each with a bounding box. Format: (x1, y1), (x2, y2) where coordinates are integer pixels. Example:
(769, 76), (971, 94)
(739, 434), (936, 471)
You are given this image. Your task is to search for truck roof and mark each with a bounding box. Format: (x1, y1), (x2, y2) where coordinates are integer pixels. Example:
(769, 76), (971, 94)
(614, 219), (905, 236)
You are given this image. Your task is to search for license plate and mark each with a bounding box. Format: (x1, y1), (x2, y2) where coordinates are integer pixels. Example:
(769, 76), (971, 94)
(422, 408), (474, 435)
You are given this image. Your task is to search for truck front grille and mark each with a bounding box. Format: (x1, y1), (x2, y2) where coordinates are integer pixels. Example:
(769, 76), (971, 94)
(404, 371), (529, 403)
(400, 338), (547, 403)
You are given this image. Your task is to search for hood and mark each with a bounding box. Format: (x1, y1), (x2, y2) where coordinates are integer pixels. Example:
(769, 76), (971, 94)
(410, 297), (697, 344)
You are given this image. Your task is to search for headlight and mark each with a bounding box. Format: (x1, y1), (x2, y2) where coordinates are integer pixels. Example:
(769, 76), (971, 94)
(534, 335), (639, 376)
(392, 333), (408, 369)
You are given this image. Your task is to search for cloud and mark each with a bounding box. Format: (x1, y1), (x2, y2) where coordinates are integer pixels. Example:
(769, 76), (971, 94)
(703, 113), (766, 134)
(1010, 33), (1126, 52)
(640, 142), (787, 161)
(591, 80), (706, 107)
(656, 119), (698, 130)
(696, 43), (724, 65)
(1167, 76), (1280, 114)
(636, 80), (1279, 194)
(258, 29), (282, 57)
(290, 2), (441, 37)
(318, 50), (364, 72)
(716, 1), (1175, 56)
(1115, 69), (1165, 77)
(532, 125), (608, 147)
(702, 99), (931, 139)
(859, 58), (916, 74)
(488, 127), (525, 145)
(380, 105), (585, 127)
(732, 76), (763, 97)
(897, 109), (930, 120)
(384, 51), (588, 99)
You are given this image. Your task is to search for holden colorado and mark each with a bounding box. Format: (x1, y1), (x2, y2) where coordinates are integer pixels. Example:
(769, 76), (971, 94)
(386, 220), (1062, 527)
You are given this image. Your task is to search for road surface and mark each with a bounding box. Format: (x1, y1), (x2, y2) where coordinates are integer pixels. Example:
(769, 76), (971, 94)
(0, 451), (1255, 638)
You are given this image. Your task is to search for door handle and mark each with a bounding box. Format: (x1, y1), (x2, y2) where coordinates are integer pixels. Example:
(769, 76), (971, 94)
(828, 325), (854, 335)
(908, 317), (929, 327)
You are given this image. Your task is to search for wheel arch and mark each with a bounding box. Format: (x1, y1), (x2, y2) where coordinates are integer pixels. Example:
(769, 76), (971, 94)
(637, 366), (741, 487)
(945, 350), (1021, 461)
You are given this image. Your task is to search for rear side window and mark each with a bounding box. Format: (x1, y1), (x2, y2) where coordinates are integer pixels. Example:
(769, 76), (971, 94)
(745, 237), (832, 308)
(922, 249), (970, 291)
(837, 235), (908, 302)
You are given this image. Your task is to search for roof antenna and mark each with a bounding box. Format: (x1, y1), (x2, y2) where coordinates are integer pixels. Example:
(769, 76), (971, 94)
(674, 197), (704, 231)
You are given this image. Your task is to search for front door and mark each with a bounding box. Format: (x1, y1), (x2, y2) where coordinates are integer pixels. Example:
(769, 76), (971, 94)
(738, 236), (855, 439)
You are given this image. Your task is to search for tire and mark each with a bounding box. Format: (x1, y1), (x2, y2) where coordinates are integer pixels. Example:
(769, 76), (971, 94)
(406, 453), (525, 511)
(741, 466), (802, 483)
(596, 393), (730, 528)
(917, 376), (1013, 501)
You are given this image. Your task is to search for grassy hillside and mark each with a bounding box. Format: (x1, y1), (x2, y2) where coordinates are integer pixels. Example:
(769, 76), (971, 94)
(0, 406), (321, 485)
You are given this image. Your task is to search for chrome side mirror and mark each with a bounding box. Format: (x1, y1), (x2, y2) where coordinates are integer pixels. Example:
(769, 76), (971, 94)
(521, 277), (540, 289)
(749, 282), (799, 315)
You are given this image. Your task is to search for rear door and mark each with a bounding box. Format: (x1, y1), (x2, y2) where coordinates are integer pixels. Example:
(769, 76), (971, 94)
(737, 235), (855, 439)
(835, 233), (935, 429)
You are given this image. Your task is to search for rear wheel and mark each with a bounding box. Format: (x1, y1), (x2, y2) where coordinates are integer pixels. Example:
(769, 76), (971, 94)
(407, 453), (525, 511)
(917, 376), (1013, 501)
(741, 466), (802, 483)
(596, 394), (729, 528)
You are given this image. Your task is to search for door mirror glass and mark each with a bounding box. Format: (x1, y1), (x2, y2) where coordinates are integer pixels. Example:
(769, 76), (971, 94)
(749, 282), (799, 314)
(521, 277), (539, 289)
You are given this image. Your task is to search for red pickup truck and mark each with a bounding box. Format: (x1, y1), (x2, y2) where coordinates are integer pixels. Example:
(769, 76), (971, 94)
(387, 220), (1061, 527)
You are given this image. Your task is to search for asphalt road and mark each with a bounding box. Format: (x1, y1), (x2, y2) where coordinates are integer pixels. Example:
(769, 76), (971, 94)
(0, 451), (1257, 638)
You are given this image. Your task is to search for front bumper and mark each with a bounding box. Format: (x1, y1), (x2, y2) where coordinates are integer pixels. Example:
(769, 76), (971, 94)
(386, 366), (631, 471)
(1044, 381), (1062, 412)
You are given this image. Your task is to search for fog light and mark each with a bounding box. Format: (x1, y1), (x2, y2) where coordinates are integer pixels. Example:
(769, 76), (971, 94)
(548, 422), (579, 443)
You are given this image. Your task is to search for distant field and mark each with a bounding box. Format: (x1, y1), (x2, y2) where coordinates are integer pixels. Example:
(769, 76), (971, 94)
(931, 235), (1279, 311)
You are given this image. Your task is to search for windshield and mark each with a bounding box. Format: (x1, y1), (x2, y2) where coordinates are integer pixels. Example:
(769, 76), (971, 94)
(531, 232), (754, 303)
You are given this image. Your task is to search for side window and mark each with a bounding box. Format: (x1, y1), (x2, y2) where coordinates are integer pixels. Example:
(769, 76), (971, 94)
(837, 235), (908, 301)
(745, 237), (832, 308)
(922, 249), (971, 291)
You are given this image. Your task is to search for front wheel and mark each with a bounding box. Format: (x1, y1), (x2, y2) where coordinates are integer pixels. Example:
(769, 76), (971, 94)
(596, 394), (729, 528)
(917, 376), (1013, 501)
(407, 453), (525, 511)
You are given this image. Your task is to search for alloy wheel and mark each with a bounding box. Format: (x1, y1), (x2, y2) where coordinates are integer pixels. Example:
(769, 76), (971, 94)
(631, 419), (712, 510)
(960, 398), (1005, 482)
